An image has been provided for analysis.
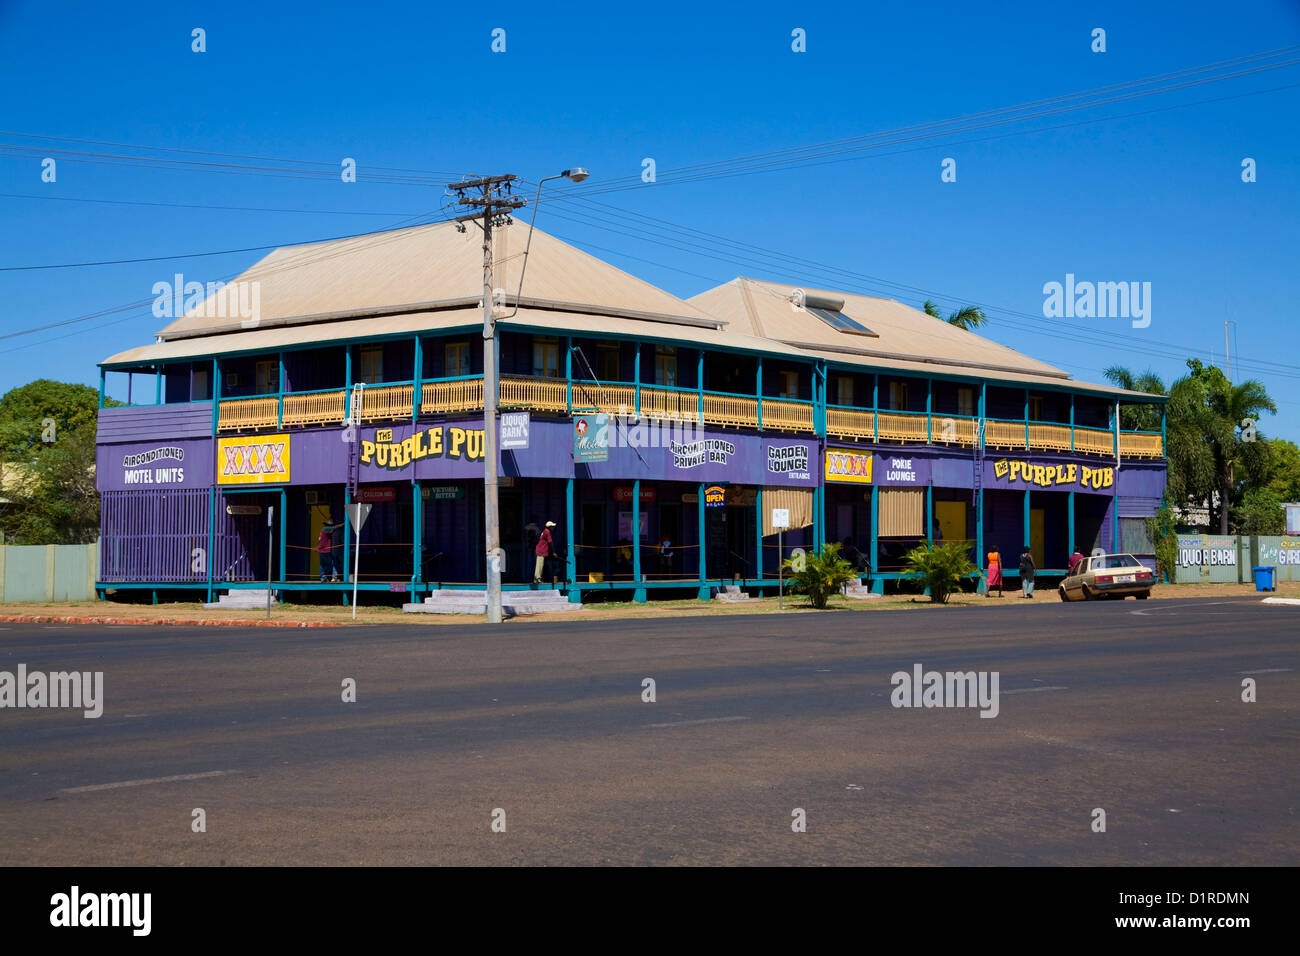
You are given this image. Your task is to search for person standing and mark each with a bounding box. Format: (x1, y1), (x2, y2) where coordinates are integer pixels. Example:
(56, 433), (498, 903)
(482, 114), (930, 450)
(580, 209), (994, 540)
(317, 516), (341, 583)
(985, 547), (1003, 597)
(534, 520), (556, 585)
(1068, 546), (1085, 576)
(1019, 546), (1036, 598)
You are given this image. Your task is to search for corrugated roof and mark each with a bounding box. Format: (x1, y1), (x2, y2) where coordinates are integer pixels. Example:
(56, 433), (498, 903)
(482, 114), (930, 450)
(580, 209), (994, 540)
(154, 220), (724, 339)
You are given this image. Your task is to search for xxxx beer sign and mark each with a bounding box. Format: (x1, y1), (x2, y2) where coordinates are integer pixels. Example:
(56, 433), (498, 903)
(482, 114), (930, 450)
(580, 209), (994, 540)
(825, 448), (873, 484)
(992, 458), (1114, 490)
(218, 434), (290, 485)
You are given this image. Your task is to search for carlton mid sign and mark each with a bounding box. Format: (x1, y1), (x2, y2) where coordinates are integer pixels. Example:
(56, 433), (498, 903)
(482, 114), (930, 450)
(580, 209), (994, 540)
(991, 458), (1114, 490)
(218, 435), (290, 485)
(361, 425), (484, 470)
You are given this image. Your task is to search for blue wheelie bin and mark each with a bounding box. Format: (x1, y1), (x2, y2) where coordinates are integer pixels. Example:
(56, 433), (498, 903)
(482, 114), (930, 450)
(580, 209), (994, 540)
(1252, 566), (1276, 592)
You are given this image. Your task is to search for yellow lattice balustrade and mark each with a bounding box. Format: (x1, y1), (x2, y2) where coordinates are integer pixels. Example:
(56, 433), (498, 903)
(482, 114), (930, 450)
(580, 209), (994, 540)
(217, 397), (279, 431)
(358, 384), (413, 422)
(984, 419), (1027, 449)
(1073, 426), (1115, 456)
(930, 415), (977, 446)
(421, 378), (483, 414)
(500, 375), (568, 412)
(1120, 432), (1164, 458)
(826, 407), (875, 441)
(761, 398), (815, 432)
(876, 410), (928, 442)
(640, 386), (701, 422)
(570, 382), (636, 416)
(702, 393), (760, 429)
(1028, 423), (1072, 452)
(282, 390), (346, 428)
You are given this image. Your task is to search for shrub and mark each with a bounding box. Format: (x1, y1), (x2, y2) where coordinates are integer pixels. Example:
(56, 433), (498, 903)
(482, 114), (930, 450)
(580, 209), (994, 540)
(783, 542), (857, 609)
(902, 541), (977, 604)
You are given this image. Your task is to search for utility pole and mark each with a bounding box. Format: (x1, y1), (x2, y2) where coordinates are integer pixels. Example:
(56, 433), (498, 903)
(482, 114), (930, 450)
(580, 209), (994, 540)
(447, 175), (525, 624)
(1224, 319), (1236, 383)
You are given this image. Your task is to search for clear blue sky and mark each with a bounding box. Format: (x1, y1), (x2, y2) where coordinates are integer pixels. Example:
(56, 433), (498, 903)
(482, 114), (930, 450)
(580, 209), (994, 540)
(2, 0), (1297, 439)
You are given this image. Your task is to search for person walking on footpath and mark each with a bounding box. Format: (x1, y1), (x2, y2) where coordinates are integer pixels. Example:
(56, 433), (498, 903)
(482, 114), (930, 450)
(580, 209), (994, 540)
(1019, 546), (1036, 598)
(985, 547), (1003, 597)
(317, 516), (342, 583)
(534, 520), (556, 585)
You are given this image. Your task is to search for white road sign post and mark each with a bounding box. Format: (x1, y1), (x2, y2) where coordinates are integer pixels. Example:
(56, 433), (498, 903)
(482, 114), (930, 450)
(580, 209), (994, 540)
(346, 503), (372, 619)
(266, 506), (274, 620)
(772, 508), (790, 610)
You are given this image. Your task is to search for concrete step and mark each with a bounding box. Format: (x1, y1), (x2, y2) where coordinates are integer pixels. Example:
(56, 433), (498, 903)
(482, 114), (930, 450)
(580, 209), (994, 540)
(203, 589), (275, 609)
(841, 583), (881, 600)
(714, 585), (756, 603)
(403, 597), (582, 616)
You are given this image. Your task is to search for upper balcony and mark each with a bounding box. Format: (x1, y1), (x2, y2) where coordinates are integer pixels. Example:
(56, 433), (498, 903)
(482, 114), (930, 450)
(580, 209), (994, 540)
(212, 375), (1163, 460)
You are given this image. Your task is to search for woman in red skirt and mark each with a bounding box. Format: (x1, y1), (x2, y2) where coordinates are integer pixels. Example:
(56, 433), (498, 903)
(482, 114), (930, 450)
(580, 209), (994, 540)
(985, 548), (1003, 597)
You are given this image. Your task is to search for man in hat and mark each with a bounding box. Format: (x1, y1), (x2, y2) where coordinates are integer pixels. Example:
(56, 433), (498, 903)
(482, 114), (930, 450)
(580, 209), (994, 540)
(317, 515), (342, 583)
(534, 520), (557, 585)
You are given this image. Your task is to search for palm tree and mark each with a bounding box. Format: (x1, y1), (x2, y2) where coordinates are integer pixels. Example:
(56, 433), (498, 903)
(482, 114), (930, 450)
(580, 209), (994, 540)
(1204, 373), (1277, 534)
(1103, 366), (1166, 432)
(923, 299), (987, 331)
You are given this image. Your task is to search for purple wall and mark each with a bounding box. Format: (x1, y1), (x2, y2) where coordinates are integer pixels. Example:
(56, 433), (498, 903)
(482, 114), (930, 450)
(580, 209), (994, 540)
(97, 402), (213, 443)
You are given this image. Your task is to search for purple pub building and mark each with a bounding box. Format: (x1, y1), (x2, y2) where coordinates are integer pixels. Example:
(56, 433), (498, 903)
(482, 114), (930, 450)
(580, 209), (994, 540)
(94, 222), (1167, 604)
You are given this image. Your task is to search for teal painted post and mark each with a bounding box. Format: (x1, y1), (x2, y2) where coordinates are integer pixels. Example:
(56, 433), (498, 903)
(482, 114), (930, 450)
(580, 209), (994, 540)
(697, 481), (708, 599)
(98, 368), (106, 408)
(1023, 488), (1031, 550)
(697, 351), (704, 424)
(342, 483), (352, 601)
(412, 480), (422, 594)
(926, 379), (932, 442)
(566, 477), (578, 601)
(976, 488), (986, 594)
(1069, 393), (1075, 452)
(1068, 490), (1076, 562)
(565, 336), (573, 412)
(979, 383), (986, 449)
(211, 359), (221, 434)
(155, 365), (162, 405)
(756, 356), (763, 429)
(870, 484), (882, 593)
(277, 352), (285, 426)
(1112, 400), (1120, 463)
(872, 374), (879, 441)
(926, 485), (933, 543)
(1160, 403), (1167, 457)
(1024, 389), (1030, 449)
(755, 485), (764, 582)
(206, 486), (216, 603)
(279, 487), (287, 595)
(344, 346), (353, 425)
(633, 343), (641, 418)
(632, 479), (646, 602)
(412, 336), (422, 420)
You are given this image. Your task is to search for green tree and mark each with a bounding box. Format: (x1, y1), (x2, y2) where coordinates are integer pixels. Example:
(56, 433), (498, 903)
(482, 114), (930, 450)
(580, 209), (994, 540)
(1264, 438), (1300, 503)
(923, 299), (987, 331)
(783, 543), (856, 609)
(0, 379), (104, 456)
(1102, 366), (1165, 432)
(1184, 360), (1278, 533)
(902, 540), (977, 604)
(1144, 498), (1180, 584)
(1233, 487), (1285, 535)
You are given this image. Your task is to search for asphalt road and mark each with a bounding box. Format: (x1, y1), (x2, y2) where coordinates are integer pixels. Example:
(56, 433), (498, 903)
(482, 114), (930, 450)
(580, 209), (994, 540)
(0, 597), (1296, 865)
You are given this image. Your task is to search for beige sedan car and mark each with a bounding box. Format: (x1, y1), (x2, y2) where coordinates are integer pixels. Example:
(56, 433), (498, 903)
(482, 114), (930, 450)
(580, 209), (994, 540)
(1058, 553), (1155, 601)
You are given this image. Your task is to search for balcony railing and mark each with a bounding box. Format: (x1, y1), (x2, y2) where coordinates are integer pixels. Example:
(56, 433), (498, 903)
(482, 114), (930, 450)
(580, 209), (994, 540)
(213, 377), (1163, 460)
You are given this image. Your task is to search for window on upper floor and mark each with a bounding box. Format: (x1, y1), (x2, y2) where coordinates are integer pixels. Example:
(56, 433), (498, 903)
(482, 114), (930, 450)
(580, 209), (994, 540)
(359, 346), (383, 385)
(1029, 395), (1044, 421)
(889, 381), (909, 410)
(835, 376), (854, 407)
(654, 347), (677, 387)
(192, 369), (210, 401)
(533, 338), (560, 378)
(957, 387), (975, 417)
(445, 341), (470, 378)
(779, 371), (800, 399)
(598, 345), (621, 383)
(255, 360), (278, 396)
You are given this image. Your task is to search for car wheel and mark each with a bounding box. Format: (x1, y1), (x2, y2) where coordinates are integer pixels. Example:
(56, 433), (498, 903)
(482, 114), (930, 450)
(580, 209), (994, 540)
(1058, 586), (1069, 602)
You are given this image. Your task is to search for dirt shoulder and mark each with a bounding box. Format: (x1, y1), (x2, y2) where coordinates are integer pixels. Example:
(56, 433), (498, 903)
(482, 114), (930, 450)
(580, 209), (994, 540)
(0, 580), (1293, 628)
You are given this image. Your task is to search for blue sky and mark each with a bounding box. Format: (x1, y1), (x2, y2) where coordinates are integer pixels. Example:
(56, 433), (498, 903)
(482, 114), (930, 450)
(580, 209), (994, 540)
(2, 0), (1298, 439)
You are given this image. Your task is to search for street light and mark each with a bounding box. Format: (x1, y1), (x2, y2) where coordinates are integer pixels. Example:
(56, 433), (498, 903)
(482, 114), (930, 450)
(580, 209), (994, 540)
(483, 168), (588, 624)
